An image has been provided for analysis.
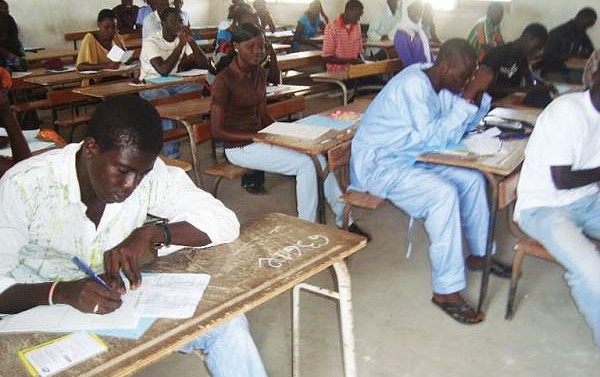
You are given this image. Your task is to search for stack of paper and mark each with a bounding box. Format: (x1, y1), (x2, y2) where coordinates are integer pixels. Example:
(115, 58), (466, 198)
(259, 121), (330, 140)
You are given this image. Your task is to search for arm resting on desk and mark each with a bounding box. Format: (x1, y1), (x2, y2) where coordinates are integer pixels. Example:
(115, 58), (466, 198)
(551, 165), (600, 190)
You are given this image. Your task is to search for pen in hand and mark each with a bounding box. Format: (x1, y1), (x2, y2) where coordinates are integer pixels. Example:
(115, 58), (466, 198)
(71, 255), (112, 291)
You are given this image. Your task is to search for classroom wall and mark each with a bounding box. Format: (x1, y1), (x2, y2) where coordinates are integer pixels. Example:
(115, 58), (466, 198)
(6, 0), (600, 50)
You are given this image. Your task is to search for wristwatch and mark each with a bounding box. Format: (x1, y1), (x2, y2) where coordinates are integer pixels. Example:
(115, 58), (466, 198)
(145, 215), (171, 248)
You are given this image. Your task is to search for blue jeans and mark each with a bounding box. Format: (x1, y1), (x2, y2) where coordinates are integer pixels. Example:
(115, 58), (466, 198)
(518, 194), (600, 346)
(178, 315), (267, 376)
(225, 142), (347, 226)
(139, 83), (203, 159)
(376, 163), (490, 294)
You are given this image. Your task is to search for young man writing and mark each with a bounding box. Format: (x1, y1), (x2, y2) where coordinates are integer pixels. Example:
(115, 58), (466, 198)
(321, 0), (364, 71)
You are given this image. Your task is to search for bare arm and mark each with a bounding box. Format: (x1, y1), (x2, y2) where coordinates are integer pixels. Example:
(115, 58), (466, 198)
(551, 165), (600, 190)
(178, 26), (210, 71)
(149, 39), (187, 76)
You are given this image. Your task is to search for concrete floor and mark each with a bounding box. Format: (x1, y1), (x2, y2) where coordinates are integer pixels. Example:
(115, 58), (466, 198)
(132, 95), (600, 377)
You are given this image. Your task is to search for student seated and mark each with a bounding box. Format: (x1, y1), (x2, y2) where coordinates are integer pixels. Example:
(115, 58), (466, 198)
(394, 0), (432, 66)
(76, 9), (127, 72)
(0, 92), (30, 177)
(541, 7), (597, 83)
(321, 0), (364, 71)
(138, 6), (209, 158)
(113, 0), (139, 34)
(351, 39), (512, 324)
(482, 23), (550, 103)
(0, 96), (268, 375)
(253, 0), (275, 33)
(0, 2), (25, 71)
(210, 22), (368, 238)
(467, 2), (504, 62)
(366, 0), (401, 60)
(292, 1), (326, 52)
(514, 60), (600, 347)
(583, 49), (600, 88)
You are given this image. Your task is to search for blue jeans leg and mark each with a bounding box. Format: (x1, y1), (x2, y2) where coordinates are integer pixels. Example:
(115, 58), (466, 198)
(179, 315), (267, 377)
(518, 194), (600, 346)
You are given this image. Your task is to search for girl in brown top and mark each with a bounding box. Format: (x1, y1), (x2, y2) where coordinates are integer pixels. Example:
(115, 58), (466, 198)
(210, 22), (357, 228)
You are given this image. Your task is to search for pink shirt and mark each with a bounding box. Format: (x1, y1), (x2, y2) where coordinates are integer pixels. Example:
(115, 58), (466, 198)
(322, 14), (364, 71)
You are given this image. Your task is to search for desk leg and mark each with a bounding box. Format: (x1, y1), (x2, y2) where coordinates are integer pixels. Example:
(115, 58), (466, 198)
(180, 119), (204, 188)
(309, 155), (327, 224)
(313, 78), (348, 105)
(477, 172), (500, 313)
(291, 261), (357, 377)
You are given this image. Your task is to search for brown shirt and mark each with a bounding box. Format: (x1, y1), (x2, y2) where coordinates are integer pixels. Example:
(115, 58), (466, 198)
(211, 58), (268, 148)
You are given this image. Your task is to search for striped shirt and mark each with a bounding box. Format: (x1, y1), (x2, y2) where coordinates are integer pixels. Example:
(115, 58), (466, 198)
(322, 14), (364, 71)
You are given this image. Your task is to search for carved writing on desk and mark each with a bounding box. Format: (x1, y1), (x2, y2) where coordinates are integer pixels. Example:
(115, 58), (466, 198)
(258, 225), (330, 268)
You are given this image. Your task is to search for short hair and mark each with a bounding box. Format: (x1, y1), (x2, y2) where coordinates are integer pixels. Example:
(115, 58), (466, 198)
(521, 23), (548, 41)
(436, 38), (476, 66)
(576, 7), (597, 21)
(345, 0), (363, 12)
(97, 9), (116, 23)
(232, 22), (263, 43)
(159, 6), (179, 23)
(86, 96), (163, 154)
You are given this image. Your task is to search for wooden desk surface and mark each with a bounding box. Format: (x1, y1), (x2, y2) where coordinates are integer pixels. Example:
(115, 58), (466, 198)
(278, 50), (323, 71)
(73, 75), (205, 99)
(0, 213), (365, 377)
(565, 57), (587, 70)
(25, 49), (78, 62)
(364, 40), (394, 48)
(418, 137), (528, 176)
(24, 66), (140, 87)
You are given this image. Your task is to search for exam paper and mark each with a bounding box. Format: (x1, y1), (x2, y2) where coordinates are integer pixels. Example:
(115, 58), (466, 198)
(107, 44), (134, 63)
(463, 127), (503, 156)
(0, 129), (54, 158)
(259, 121), (330, 140)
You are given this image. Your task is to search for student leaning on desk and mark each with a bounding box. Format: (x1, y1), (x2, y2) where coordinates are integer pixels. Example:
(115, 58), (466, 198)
(0, 96), (268, 376)
(76, 9), (127, 72)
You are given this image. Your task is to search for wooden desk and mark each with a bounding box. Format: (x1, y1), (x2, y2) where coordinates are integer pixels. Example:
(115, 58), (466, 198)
(565, 57), (587, 70)
(311, 59), (403, 105)
(271, 43), (291, 52)
(265, 29), (295, 42)
(254, 97), (372, 223)
(0, 213), (366, 377)
(25, 49), (78, 63)
(24, 66), (140, 88)
(278, 50), (323, 71)
(364, 39), (396, 59)
(416, 107), (535, 312)
(154, 84), (310, 184)
(72, 75), (205, 99)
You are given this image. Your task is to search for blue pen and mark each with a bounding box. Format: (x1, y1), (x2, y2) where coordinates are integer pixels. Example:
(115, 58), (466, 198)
(71, 256), (111, 291)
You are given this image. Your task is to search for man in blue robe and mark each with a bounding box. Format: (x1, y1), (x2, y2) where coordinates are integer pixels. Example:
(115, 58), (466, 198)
(350, 39), (511, 324)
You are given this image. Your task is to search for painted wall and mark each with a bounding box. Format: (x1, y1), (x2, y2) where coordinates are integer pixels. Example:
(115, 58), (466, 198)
(6, 1), (600, 49)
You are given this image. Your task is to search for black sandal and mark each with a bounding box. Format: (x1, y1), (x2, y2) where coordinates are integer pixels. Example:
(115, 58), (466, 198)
(431, 298), (484, 325)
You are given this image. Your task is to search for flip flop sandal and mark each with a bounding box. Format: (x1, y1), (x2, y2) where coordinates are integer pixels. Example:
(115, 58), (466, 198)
(431, 298), (484, 325)
(467, 259), (512, 279)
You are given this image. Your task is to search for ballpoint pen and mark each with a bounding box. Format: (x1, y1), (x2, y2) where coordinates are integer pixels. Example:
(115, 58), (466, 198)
(71, 255), (111, 291)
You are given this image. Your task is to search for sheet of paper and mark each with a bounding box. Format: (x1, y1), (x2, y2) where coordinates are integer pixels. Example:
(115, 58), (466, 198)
(487, 107), (539, 125)
(296, 114), (356, 130)
(259, 121), (330, 140)
(173, 68), (208, 77)
(0, 129), (54, 158)
(463, 128), (503, 156)
(19, 332), (107, 377)
(92, 317), (156, 340)
(124, 273), (211, 319)
(106, 45), (134, 63)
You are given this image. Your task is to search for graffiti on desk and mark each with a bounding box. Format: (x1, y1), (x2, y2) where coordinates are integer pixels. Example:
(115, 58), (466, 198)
(258, 231), (330, 269)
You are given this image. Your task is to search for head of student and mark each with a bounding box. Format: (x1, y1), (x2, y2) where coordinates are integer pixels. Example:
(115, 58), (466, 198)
(233, 22), (265, 67)
(486, 2), (504, 26)
(79, 96), (163, 204)
(0, 1), (8, 14)
(343, 0), (364, 25)
(519, 23), (548, 60)
(153, 0), (169, 12)
(432, 38), (478, 94)
(174, 0), (184, 10)
(97, 9), (118, 41)
(406, 0), (424, 24)
(307, 1), (321, 16)
(159, 6), (183, 36)
(574, 7), (597, 33)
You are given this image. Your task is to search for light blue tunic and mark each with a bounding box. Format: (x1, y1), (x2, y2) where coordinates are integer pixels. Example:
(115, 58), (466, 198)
(350, 63), (492, 294)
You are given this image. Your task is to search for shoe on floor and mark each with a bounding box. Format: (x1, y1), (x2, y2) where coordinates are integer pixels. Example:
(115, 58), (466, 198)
(431, 297), (484, 325)
(347, 223), (371, 242)
(466, 256), (512, 279)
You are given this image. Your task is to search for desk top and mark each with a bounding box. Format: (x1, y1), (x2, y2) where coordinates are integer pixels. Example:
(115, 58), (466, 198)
(418, 138), (528, 177)
(253, 96), (372, 154)
(277, 50), (323, 71)
(25, 49), (78, 62)
(0, 213), (365, 377)
(24, 66), (140, 87)
(73, 75), (205, 99)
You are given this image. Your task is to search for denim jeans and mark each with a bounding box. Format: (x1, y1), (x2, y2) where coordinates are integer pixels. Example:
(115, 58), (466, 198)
(139, 82), (203, 159)
(518, 193), (600, 346)
(225, 142), (346, 226)
(178, 315), (268, 376)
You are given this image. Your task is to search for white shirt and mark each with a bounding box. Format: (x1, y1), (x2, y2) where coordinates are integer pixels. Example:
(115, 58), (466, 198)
(515, 91), (600, 220)
(142, 10), (163, 40)
(0, 144), (239, 296)
(367, 1), (402, 43)
(139, 30), (192, 80)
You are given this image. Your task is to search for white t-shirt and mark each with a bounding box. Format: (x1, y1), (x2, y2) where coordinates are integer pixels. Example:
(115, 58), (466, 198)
(139, 30), (193, 80)
(142, 11), (162, 39)
(514, 91), (600, 220)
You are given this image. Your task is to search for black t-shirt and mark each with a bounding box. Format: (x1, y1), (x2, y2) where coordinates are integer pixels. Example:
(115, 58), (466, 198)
(542, 20), (595, 73)
(482, 42), (532, 88)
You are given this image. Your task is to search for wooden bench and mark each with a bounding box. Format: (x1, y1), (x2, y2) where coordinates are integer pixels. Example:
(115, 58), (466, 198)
(64, 30), (94, 49)
(47, 88), (99, 142)
(310, 59), (404, 104)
